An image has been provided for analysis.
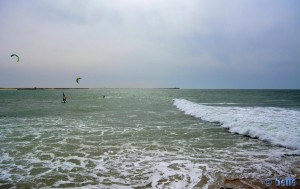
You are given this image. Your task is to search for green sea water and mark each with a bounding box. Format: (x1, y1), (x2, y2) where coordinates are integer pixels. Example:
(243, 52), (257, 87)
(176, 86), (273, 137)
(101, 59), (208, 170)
(0, 89), (300, 188)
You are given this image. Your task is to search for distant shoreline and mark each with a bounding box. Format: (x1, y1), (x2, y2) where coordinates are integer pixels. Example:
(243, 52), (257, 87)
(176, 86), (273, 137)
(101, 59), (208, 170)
(1, 88), (300, 90)
(0, 88), (89, 90)
(0, 87), (180, 90)
(0, 88), (18, 90)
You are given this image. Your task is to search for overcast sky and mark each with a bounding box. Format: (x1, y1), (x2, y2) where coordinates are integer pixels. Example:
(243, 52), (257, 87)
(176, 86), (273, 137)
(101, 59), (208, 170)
(1, 0), (300, 89)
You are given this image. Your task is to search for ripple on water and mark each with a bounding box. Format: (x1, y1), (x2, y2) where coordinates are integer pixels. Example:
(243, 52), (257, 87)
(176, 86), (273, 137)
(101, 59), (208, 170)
(1, 113), (300, 188)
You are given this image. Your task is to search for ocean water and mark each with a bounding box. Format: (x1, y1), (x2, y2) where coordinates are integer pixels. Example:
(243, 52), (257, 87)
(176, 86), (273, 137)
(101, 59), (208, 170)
(0, 89), (300, 188)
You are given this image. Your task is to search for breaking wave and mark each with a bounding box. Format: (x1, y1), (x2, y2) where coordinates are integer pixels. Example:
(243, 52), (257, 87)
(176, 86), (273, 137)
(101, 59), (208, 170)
(173, 99), (300, 150)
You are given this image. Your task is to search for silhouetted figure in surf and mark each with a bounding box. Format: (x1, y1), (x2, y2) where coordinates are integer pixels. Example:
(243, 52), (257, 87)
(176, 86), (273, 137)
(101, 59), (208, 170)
(63, 92), (67, 103)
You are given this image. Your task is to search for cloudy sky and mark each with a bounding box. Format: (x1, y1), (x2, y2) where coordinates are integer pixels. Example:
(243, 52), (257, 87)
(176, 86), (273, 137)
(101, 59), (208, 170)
(1, 0), (300, 89)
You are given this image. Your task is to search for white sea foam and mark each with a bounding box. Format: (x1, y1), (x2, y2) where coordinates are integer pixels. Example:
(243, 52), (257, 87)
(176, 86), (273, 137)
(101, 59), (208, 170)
(1, 97), (300, 188)
(173, 99), (300, 150)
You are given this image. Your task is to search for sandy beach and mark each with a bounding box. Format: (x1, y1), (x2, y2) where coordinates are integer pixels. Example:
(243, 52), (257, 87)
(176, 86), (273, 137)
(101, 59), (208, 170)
(223, 178), (300, 189)
(222, 160), (300, 189)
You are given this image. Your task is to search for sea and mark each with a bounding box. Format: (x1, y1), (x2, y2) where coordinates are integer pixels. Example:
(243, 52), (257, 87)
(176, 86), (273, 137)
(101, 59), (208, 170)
(0, 89), (300, 189)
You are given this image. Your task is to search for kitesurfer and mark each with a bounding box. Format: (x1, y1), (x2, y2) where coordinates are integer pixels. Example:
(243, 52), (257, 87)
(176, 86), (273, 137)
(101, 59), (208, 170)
(63, 92), (67, 103)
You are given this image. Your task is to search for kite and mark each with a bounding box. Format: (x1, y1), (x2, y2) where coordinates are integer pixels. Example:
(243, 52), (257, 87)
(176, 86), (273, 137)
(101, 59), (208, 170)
(11, 54), (19, 62)
(76, 77), (81, 84)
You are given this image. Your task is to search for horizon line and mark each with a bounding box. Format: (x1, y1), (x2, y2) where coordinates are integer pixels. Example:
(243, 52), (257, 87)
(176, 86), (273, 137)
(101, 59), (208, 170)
(1, 87), (300, 90)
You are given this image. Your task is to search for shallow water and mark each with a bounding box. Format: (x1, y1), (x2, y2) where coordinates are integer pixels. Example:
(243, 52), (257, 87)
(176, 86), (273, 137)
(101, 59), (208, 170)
(0, 89), (300, 188)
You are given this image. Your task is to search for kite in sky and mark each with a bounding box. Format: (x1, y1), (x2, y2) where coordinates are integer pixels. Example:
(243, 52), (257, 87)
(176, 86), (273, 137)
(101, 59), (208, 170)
(11, 54), (19, 62)
(76, 77), (81, 84)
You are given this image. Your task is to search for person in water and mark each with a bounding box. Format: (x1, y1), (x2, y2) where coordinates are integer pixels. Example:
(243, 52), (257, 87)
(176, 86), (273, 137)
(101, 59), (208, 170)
(63, 92), (67, 103)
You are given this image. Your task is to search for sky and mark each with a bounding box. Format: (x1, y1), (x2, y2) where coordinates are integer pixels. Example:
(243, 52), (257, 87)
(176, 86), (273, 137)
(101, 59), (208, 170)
(1, 0), (300, 89)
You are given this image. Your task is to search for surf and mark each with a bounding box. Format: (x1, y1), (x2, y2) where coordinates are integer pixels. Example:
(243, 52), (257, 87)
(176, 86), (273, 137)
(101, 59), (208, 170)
(173, 99), (300, 150)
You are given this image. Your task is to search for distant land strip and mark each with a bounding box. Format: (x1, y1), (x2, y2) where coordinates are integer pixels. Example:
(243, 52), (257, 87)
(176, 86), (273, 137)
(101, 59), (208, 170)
(0, 87), (180, 90)
(0, 88), (89, 90)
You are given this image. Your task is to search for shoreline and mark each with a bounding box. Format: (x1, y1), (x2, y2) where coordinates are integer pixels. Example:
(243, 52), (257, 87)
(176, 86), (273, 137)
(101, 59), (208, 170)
(0, 88), (89, 90)
(222, 178), (300, 189)
(0, 88), (17, 90)
(221, 160), (300, 189)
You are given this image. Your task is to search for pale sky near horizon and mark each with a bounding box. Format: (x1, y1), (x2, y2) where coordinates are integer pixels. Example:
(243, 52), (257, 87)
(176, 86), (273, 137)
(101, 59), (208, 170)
(1, 0), (300, 89)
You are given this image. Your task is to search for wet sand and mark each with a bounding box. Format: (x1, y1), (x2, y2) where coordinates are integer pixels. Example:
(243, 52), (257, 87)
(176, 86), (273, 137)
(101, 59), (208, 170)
(222, 162), (300, 189)
(222, 178), (299, 189)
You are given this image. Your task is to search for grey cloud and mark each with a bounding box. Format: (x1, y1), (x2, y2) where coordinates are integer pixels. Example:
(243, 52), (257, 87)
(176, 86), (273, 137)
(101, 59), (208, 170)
(1, 0), (300, 88)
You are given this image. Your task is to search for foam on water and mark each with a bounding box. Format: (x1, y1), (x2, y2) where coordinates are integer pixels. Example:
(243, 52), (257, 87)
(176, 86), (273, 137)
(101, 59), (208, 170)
(1, 89), (300, 188)
(174, 99), (300, 150)
(0, 115), (215, 188)
(0, 116), (298, 188)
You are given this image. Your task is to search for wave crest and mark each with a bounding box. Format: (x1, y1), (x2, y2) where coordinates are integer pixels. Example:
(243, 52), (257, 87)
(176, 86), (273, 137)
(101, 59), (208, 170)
(173, 99), (300, 150)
